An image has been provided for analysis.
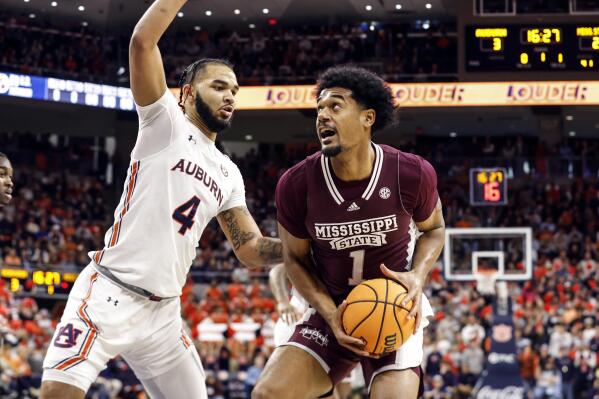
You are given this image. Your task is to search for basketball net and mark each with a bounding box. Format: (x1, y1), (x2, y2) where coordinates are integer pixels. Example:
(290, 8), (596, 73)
(475, 270), (498, 296)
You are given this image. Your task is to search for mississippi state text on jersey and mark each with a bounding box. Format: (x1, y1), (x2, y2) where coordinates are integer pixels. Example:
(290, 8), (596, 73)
(276, 143), (438, 303)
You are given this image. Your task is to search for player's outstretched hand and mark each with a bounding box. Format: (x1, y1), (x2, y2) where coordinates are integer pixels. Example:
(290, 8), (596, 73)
(277, 302), (302, 325)
(330, 300), (380, 358)
(380, 263), (423, 335)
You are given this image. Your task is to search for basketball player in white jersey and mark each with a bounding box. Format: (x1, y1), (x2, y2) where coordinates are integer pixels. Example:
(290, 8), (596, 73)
(40, 1), (282, 398)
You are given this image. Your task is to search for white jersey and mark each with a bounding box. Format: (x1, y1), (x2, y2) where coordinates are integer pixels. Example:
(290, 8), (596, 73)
(89, 90), (246, 297)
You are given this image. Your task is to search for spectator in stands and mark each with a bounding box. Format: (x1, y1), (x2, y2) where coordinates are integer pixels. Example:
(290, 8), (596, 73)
(557, 347), (576, 399)
(461, 340), (485, 377)
(461, 314), (486, 345)
(0, 153), (13, 208)
(0, 132), (598, 397)
(456, 363), (477, 399)
(4, 247), (22, 267)
(245, 353), (266, 394)
(534, 358), (562, 399)
(549, 323), (573, 358)
(424, 374), (451, 399)
(0, 14), (458, 86)
(519, 340), (540, 393)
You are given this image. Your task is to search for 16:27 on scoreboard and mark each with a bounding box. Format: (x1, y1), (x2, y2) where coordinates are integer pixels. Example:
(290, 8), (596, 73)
(466, 24), (599, 71)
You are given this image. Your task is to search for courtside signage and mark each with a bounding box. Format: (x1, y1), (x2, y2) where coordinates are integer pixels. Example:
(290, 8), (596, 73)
(0, 72), (135, 111)
(3, 71), (599, 109)
(230, 81), (599, 108)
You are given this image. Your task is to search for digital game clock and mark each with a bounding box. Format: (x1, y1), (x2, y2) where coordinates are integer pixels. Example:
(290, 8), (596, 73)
(465, 24), (599, 72)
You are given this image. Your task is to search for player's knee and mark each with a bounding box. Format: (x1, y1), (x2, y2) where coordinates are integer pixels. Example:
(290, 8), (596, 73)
(40, 380), (85, 399)
(251, 379), (284, 399)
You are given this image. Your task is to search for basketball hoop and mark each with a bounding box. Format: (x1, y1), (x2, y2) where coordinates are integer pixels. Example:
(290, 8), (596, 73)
(475, 270), (498, 296)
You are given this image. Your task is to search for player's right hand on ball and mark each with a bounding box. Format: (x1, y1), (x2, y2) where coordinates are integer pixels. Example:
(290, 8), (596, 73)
(331, 300), (379, 358)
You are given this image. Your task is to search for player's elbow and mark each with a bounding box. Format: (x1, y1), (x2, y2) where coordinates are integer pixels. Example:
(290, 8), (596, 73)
(130, 31), (155, 53)
(236, 253), (262, 270)
(252, 382), (284, 399)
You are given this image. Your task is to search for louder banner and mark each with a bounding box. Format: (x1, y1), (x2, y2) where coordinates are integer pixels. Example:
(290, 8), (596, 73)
(2, 71), (599, 110)
(473, 296), (525, 399)
(173, 81), (599, 109)
(392, 81), (597, 107)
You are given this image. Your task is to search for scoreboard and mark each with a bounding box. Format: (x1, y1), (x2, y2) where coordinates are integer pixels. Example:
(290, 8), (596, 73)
(465, 24), (599, 71)
(469, 168), (508, 206)
(1, 268), (78, 298)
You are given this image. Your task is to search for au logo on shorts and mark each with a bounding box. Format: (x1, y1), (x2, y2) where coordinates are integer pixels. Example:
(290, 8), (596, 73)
(53, 323), (83, 348)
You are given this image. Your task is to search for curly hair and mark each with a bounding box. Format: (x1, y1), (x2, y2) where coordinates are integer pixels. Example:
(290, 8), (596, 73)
(316, 65), (397, 133)
(177, 58), (234, 110)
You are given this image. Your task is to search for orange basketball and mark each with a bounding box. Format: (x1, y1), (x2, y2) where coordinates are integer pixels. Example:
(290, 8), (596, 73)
(342, 278), (415, 355)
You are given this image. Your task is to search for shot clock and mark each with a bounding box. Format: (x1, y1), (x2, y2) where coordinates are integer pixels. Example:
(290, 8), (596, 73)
(466, 24), (599, 71)
(469, 168), (508, 206)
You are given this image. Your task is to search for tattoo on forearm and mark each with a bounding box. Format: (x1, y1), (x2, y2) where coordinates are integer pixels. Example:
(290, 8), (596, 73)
(257, 238), (283, 264)
(221, 208), (256, 250)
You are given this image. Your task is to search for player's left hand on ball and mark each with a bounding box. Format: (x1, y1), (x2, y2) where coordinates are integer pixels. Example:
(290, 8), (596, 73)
(331, 301), (379, 358)
(380, 263), (423, 335)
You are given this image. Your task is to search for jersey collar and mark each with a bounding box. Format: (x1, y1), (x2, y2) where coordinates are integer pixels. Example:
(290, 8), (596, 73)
(320, 143), (384, 205)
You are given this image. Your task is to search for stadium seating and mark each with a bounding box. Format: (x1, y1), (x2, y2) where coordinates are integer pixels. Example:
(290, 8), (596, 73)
(1, 130), (597, 398)
(0, 17), (457, 86)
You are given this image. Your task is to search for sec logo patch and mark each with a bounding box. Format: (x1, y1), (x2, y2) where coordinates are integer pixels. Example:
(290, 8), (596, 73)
(379, 187), (391, 199)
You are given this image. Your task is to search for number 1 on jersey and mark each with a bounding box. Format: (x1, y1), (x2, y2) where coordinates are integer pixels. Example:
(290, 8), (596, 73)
(172, 196), (201, 235)
(349, 249), (365, 285)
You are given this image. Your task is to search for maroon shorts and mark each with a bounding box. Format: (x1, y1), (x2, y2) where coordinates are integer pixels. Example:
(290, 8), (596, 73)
(285, 309), (424, 397)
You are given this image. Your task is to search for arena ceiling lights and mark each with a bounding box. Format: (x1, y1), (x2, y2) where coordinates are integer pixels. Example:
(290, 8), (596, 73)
(3, 0), (455, 29)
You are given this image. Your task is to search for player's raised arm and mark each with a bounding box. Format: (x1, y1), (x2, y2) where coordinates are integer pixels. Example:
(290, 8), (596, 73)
(216, 206), (283, 269)
(129, 0), (187, 106)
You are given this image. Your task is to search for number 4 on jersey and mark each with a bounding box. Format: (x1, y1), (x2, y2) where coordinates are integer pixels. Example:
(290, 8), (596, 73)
(172, 196), (201, 235)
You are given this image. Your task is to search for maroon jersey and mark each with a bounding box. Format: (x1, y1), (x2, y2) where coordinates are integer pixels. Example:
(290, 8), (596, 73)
(276, 143), (438, 304)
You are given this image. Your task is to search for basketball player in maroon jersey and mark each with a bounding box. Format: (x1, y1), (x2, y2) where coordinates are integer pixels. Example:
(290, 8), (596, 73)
(253, 66), (445, 399)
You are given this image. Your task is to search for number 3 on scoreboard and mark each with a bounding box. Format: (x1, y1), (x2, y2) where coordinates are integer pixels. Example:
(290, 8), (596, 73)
(172, 196), (201, 235)
(349, 249), (365, 285)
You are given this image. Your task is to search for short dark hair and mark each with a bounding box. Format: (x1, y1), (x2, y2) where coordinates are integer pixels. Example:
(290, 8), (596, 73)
(177, 58), (234, 109)
(316, 65), (396, 133)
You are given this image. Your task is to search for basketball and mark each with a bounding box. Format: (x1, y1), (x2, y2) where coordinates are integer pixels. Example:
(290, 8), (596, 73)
(342, 278), (415, 355)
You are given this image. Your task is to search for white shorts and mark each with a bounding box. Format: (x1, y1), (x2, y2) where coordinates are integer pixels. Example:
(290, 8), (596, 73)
(346, 364), (365, 388)
(365, 293), (434, 392)
(273, 318), (296, 347)
(283, 293), (434, 393)
(273, 295), (309, 347)
(42, 264), (201, 393)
